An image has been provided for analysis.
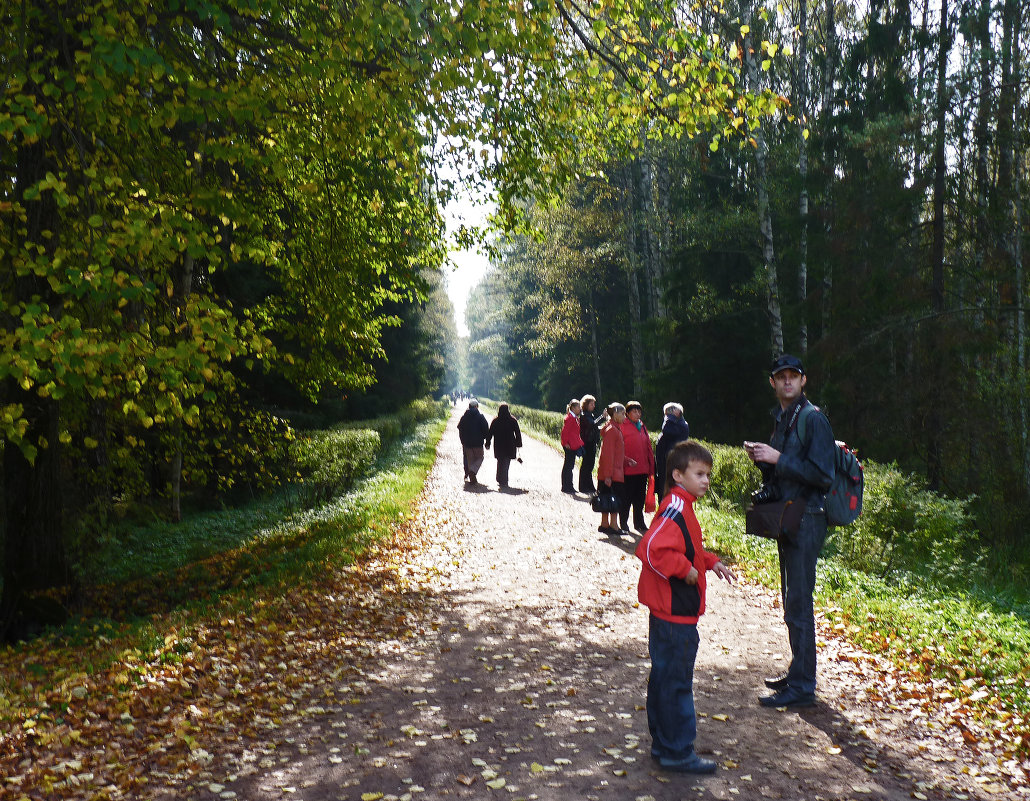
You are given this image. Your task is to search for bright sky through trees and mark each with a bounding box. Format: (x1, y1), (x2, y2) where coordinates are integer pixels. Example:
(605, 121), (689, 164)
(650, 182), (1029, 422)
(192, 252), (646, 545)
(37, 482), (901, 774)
(444, 193), (493, 337)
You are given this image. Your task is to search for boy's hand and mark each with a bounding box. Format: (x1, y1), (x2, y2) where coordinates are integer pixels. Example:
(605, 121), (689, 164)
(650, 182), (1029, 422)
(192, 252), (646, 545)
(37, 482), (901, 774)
(712, 560), (736, 584)
(683, 566), (699, 585)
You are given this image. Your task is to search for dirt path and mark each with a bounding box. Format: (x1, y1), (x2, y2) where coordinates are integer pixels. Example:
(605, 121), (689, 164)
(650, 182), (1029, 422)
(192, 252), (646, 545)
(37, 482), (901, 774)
(221, 406), (1020, 801)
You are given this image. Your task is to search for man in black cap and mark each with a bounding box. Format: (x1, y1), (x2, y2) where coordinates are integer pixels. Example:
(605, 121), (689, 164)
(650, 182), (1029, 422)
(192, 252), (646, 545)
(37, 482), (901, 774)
(744, 354), (835, 707)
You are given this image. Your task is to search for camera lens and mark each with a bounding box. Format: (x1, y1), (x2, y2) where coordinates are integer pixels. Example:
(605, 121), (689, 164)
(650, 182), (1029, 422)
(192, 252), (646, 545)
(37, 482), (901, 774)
(750, 484), (781, 504)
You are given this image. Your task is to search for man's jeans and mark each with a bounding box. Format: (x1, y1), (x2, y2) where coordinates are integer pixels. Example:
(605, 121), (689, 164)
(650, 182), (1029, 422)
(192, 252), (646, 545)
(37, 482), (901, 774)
(646, 614), (699, 761)
(778, 512), (827, 694)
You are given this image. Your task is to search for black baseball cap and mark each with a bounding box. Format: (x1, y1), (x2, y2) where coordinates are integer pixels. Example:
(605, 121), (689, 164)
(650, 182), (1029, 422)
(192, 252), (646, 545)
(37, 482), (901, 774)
(770, 354), (805, 376)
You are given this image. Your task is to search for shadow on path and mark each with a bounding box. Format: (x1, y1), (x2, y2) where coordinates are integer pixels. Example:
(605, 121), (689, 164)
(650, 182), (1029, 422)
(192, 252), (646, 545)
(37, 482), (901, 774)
(220, 405), (1007, 801)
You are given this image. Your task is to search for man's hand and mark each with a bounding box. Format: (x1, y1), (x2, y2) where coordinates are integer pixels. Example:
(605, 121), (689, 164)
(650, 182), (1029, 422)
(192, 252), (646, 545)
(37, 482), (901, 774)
(744, 441), (781, 465)
(683, 566), (700, 585)
(712, 561), (736, 584)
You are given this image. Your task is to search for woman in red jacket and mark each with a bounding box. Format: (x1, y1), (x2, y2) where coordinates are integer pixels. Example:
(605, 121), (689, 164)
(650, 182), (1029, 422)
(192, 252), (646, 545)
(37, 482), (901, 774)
(560, 399), (585, 493)
(596, 403), (626, 535)
(620, 400), (656, 533)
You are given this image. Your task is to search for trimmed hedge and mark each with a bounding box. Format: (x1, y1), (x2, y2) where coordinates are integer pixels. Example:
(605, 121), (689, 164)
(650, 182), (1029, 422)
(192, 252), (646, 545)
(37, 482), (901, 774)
(292, 397), (449, 507)
(291, 428), (381, 506)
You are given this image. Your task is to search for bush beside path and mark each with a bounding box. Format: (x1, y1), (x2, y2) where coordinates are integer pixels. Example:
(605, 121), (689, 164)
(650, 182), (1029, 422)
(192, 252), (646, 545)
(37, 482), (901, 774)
(216, 405), (1017, 801)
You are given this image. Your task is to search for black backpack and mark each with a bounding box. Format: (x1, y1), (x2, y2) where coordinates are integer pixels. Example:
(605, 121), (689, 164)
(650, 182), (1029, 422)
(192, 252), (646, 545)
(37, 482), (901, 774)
(796, 404), (864, 527)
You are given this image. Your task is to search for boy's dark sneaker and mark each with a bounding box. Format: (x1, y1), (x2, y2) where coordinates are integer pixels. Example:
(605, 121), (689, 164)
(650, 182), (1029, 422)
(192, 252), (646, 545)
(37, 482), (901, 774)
(659, 754), (718, 774)
(764, 673), (789, 691)
(759, 687), (816, 707)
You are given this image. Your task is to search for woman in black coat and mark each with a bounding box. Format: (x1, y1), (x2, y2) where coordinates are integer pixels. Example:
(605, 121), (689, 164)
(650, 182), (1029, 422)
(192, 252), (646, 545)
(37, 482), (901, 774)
(485, 403), (523, 488)
(655, 402), (690, 496)
(577, 394), (604, 493)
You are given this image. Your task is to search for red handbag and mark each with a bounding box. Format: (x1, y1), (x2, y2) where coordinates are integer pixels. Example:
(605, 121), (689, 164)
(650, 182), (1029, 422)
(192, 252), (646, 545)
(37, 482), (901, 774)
(645, 474), (656, 513)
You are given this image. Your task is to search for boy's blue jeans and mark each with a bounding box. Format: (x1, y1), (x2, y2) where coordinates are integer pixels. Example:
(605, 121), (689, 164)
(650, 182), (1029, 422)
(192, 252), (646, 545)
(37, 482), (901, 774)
(646, 613), (699, 762)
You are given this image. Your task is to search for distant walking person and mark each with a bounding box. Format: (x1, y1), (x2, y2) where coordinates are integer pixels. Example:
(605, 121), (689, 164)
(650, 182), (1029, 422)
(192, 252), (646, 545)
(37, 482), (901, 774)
(655, 402), (690, 497)
(457, 399), (489, 485)
(560, 399), (585, 493)
(486, 403), (523, 489)
(744, 354), (834, 708)
(578, 395), (604, 493)
(596, 403), (627, 535)
(621, 400), (656, 533)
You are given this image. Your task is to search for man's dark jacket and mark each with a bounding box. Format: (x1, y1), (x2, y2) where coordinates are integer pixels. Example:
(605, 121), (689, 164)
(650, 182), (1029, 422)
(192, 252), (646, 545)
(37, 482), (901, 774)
(457, 408), (489, 448)
(769, 397), (835, 510)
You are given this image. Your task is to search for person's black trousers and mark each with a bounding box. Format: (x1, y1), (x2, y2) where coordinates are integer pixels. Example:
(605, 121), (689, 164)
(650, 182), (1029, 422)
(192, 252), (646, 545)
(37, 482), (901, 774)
(496, 458), (511, 487)
(621, 473), (649, 531)
(561, 447), (578, 491)
(579, 442), (597, 492)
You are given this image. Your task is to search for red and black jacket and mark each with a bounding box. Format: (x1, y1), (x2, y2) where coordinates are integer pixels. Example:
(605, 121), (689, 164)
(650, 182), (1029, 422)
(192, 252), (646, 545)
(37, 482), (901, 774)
(635, 485), (720, 624)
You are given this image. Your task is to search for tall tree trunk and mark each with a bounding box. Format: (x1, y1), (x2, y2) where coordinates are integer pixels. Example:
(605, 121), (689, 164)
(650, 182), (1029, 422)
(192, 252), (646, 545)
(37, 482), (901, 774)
(168, 250), (195, 523)
(796, 0), (810, 355)
(654, 147), (673, 368)
(1, 14), (68, 640)
(971, 0), (991, 331)
(996, 0), (1027, 495)
(912, 0), (932, 178)
(819, 0), (837, 340)
(744, 21), (784, 357)
(618, 164), (646, 396)
(588, 285), (603, 401)
(927, 0), (950, 490)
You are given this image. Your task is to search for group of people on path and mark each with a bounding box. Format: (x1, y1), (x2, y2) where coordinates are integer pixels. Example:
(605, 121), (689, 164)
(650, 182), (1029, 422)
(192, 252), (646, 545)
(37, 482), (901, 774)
(560, 396), (691, 536)
(456, 399), (523, 488)
(454, 355), (836, 777)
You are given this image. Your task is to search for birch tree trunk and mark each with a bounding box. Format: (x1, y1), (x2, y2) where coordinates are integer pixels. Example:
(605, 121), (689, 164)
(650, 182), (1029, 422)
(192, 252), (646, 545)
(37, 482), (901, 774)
(819, 0), (836, 340)
(926, 0), (950, 490)
(796, 0), (810, 355)
(618, 164), (646, 396)
(588, 285), (603, 401)
(744, 21), (784, 357)
(971, 0), (991, 331)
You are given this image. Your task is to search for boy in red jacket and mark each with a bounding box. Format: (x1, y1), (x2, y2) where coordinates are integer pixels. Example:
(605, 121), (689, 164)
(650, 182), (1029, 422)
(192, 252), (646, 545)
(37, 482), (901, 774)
(635, 440), (735, 774)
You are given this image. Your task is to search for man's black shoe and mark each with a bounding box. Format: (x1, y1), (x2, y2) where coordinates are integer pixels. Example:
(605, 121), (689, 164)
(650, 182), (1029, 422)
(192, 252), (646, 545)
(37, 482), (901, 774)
(759, 687), (816, 708)
(659, 753), (718, 774)
(561, 488), (577, 494)
(764, 673), (789, 691)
